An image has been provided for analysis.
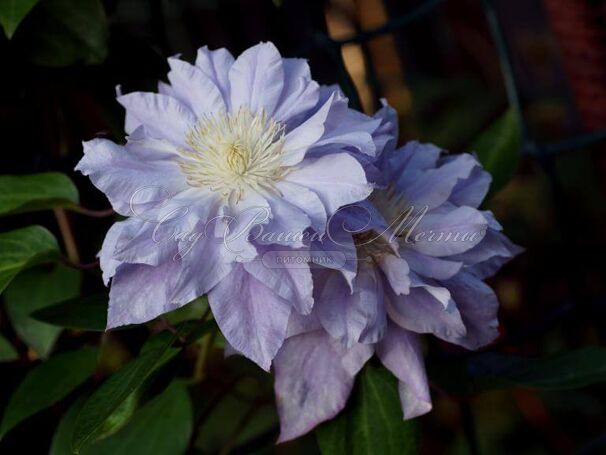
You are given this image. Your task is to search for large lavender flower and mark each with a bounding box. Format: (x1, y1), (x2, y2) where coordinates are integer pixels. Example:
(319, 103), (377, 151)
(76, 42), (382, 369)
(272, 105), (522, 441)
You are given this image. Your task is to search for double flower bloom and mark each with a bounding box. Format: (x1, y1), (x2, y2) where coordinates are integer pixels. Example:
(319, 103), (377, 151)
(76, 42), (521, 441)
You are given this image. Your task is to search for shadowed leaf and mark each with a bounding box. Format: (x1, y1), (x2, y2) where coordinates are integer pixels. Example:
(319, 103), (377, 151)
(0, 226), (59, 295)
(472, 108), (520, 197)
(33, 293), (108, 332)
(52, 383), (192, 455)
(71, 326), (195, 453)
(0, 173), (78, 216)
(316, 362), (418, 455)
(4, 264), (81, 357)
(0, 0), (39, 38)
(0, 348), (98, 438)
(0, 334), (18, 362)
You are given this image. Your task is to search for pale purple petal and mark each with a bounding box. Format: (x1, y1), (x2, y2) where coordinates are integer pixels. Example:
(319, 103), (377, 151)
(167, 57), (225, 115)
(454, 228), (523, 279)
(219, 192), (270, 261)
(281, 93), (333, 166)
(409, 206), (487, 257)
(274, 330), (360, 442)
(244, 250), (314, 315)
(117, 92), (197, 146)
(107, 260), (196, 329)
(195, 46), (235, 106)
(445, 271), (501, 349)
(273, 58), (319, 123)
(312, 109), (380, 157)
(286, 310), (322, 337)
(316, 265), (386, 347)
(449, 163), (491, 208)
(386, 141), (441, 186)
(379, 255), (411, 295)
(401, 152), (478, 210)
(208, 264), (291, 370)
(260, 194), (311, 248)
(274, 181), (327, 234)
(386, 279), (467, 343)
(229, 42), (284, 115)
(401, 249), (463, 280)
(98, 221), (127, 285)
(376, 325), (432, 419)
(285, 153), (372, 215)
(76, 138), (188, 216)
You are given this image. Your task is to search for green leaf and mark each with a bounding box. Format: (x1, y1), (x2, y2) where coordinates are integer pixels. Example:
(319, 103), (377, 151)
(0, 226), (60, 295)
(32, 293), (107, 332)
(90, 383), (192, 454)
(165, 296), (208, 325)
(50, 397), (85, 455)
(472, 108), (520, 197)
(0, 0), (39, 38)
(23, 0), (108, 67)
(71, 329), (186, 453)
(316, 362), (418, 455)
(195, 375), (277, 453)
(4, 264), (81, 357)
(0, 347), (98, 438)
(52, 383), (193, 455)
(0, 173), (79, 216)
(469, 347), (606, 390)
(0, 334), (18, 362)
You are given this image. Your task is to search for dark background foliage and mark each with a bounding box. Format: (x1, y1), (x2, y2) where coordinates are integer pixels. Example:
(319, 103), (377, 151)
(1, 0), (606, 453)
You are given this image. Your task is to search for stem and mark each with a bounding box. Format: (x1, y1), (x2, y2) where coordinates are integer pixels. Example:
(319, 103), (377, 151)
(193, 329), (217, 383)
(70, 206), (115, 218)
(54, 208), (80, 263)
(59, 257), (100, 270)
(159, 316), (187, 344)
(220, 401), (263, 455)
(460, 401), (480, 455)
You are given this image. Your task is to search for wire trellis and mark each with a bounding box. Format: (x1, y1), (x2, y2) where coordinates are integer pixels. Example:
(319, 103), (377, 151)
(304, 0), (606, 158)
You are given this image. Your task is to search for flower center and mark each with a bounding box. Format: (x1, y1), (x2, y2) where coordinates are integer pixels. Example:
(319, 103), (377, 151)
(370, 184), (408, 230)
(352, 184), (417, 264)
(353, 230), (395, 264)
(179, 107), (286, 202)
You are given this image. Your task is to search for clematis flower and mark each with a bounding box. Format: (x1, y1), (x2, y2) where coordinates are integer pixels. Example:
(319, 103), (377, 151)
(272, 104), (523, 441)
(76, 42), (383, 369)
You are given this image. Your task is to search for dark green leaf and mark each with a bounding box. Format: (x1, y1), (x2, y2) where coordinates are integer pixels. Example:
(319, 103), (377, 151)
(195, 376), (277, 453)
(316, 362), (418, 455)
(50, 397), (85, 455)
(32, 293), (107, 332)
(183, 319), (217, 345)
(4, 264), (81, 357)
(0, 347), (98, 438)
(0, 334), (18, 362)
(165, 296), (208, 325)
(22, 0), (108, 67)
(0, 226), (60, 295)
(0, 0), (39, 38)
(469, 347), (606, 390)
(52, 383), (192, 455)
(472, 108), (520, 197)
(89, 382), (192, 455)
(0, 173), (79, 216)
(71, 329), (185, 453)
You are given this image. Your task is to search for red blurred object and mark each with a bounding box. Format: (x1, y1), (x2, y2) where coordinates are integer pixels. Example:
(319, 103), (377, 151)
(543, 0), (606, 131)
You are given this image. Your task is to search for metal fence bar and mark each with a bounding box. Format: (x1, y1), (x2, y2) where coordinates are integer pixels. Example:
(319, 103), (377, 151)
(481, 0), (530, 147)
(535, 129), (606, 157)
(317, 0), (606, 157)
(330, 0), (447, 46)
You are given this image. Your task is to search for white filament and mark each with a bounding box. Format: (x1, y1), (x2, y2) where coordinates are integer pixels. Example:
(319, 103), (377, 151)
(179, 107), (286, 203)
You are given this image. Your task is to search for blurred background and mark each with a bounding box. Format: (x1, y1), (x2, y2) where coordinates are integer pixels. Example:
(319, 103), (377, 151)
(1, 0), (606, 453)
